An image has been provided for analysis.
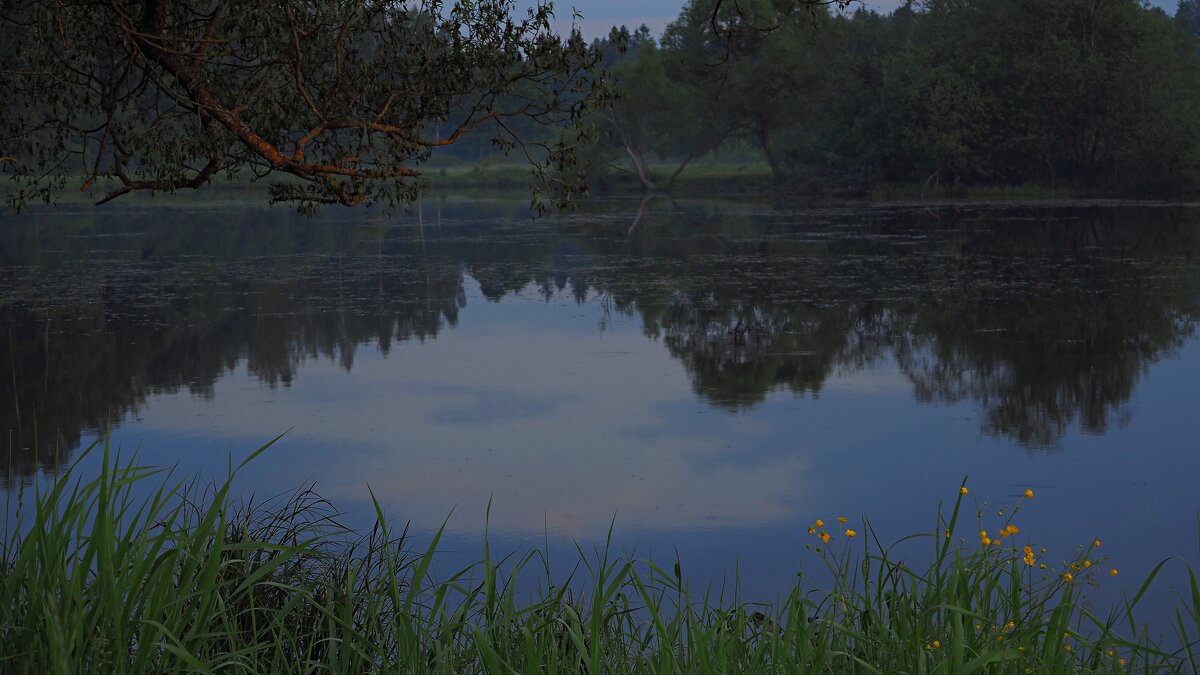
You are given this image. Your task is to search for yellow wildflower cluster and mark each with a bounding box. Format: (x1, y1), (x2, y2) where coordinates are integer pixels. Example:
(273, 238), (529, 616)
(807, 517), (856, 542)
(807, 519), (832, 544)
(978, 524), (1018, 548)
(958, 484), (1125, 596)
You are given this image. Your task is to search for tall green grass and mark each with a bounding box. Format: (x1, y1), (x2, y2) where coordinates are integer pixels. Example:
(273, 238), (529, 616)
(2, 439), (1198, 673)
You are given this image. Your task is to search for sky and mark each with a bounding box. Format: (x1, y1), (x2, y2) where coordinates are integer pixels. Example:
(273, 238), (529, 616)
(544, 0), (1180, 40)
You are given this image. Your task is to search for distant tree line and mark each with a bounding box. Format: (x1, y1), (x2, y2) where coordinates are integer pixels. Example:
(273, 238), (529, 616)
(6, 0), (1200, 206)
(583, 0), (1200, 195)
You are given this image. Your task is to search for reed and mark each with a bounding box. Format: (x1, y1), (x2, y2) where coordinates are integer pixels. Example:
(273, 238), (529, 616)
(2, 439), (1196, 673)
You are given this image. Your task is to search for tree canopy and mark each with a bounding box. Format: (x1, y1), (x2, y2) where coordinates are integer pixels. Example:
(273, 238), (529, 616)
(589, 0), (1200, 196)
(0, 0), (608, 211)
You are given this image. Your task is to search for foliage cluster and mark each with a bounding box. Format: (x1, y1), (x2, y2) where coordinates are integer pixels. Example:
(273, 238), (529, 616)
(0, 0), (609, 211)
(589, 0), (1200, 196)
(3, 439), (1198, 672)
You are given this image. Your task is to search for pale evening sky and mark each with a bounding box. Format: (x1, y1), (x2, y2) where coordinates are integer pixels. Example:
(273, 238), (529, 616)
(541, 0), (1180, 39)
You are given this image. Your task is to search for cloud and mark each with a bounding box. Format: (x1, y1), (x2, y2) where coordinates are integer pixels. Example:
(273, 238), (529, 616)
(137, 285), (817, 539)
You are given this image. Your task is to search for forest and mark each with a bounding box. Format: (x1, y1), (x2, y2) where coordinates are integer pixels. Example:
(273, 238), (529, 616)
(7, 0), (1200, 206)
(567, 0), (1200, 196)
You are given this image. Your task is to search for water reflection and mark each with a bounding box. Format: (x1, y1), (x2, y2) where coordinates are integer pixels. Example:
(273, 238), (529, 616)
(3, 199), (1200, 484)
(613, 203), (1200, 447)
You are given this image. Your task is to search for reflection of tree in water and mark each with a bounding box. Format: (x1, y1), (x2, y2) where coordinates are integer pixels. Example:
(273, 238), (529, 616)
(888, 215), (1200, 448)
(603, 203), (1200, 449)
(604, 262), (893, 407)
(0, 211), (468, 485)
(4, 200), (1200, 483)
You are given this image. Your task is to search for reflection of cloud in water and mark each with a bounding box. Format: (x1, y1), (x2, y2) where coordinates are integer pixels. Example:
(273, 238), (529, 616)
(425, 387), (577, 425)
(822, 361), (912, 396)
(138, 324), (810, 538)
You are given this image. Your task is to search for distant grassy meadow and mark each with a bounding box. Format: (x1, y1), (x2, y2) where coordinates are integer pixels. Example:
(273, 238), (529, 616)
(2, 437), (1198, 673)
(3, 159), (1091, 211)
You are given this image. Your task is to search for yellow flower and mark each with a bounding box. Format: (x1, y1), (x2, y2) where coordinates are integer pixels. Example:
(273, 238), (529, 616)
(1006, 525), (1019, 535)
(1064, 644), (1072, 652)
(992, 539), (1001, 547)
(996, 635), (1003, 642)
(924, 644), (931, 651)
(932, 640), (940, 649)
(981, 537), (992, 546)
(1023, 545), (1034, 555)
(845, 529), (858, 538)
(1107, 650), (1114, 657)
(960, 486), (969, 495)
(815, 519), (824, 528)
(807, 527), (816, 535)
(1006, 621), (1016, 630)
(1024, 489), (1034, 499)
(979, 530), (988, 538)
(837, 516), (848, 523)
(1094, 539), (1101, 548)
(1023, 554), (1036, 566)
(1063, 573), (1074, 582)
(1120, 658), (1126, 666)
(1083, 560), (1092, 569)
(820, 532), (831, 544)
(1110, 568), (1118, 577)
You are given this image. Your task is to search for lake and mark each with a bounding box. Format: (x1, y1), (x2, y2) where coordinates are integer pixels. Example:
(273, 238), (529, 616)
(3, 195), (1199, 615)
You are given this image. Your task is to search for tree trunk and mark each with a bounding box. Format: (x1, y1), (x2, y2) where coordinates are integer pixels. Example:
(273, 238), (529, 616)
(623, 144), (656, 193)
(668, 151), (698, 191)
(609, 113), (655, 192)
(757, 125), (785, 180)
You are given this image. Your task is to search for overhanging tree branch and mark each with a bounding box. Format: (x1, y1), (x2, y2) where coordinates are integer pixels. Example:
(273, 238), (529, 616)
(0, 0), (611, 211)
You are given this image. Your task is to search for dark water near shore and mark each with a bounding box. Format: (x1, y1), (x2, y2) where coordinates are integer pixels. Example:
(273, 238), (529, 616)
(3, 196), (1200, 614)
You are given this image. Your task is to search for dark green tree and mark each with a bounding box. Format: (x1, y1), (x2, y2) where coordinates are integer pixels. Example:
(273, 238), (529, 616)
(869, 0), (1200, 192)
(587, 26), (670, 191)
(0, 0), (608, 211)
(1177, 0), (1200, 42)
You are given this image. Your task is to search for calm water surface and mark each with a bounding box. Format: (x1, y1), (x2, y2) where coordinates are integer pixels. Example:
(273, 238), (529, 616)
(3, 196), (1199, 613)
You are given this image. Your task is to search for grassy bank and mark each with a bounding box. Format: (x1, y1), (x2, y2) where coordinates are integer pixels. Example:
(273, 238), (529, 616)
(2, 439), (1198, 673)
(2, 162), (1124, 209)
